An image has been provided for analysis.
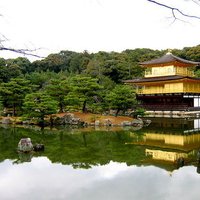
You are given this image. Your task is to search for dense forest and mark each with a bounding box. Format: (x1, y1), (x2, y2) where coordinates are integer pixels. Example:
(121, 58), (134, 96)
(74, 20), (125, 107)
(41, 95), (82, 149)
(0, 45), (200, 122)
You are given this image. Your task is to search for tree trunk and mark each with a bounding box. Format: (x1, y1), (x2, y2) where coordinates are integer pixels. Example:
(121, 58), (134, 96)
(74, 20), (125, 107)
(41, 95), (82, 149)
(12, 103), (16, 117)
(82, 100), (87, 113)
(82, 132), (88, 147)
(59, 102), (64, 113)
(114, 108), (121, 117)
(38, 115), (45, 127)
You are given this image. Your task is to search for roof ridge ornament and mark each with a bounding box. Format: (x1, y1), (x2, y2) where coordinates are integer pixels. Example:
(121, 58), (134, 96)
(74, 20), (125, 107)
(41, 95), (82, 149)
(166, 49), (172, 55)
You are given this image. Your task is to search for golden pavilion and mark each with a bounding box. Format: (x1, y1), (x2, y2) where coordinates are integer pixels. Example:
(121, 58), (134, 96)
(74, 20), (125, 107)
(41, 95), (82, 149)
(124, 52), (200, 111)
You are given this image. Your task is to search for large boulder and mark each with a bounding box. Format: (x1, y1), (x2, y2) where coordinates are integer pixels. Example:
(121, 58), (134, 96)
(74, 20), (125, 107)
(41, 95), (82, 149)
(105, 119), (112, 126)
(121, 121), (132, 126)
(131, 118), (144, 126)
(95, 120), (100, 126)
(143, 119), (151, 126)
(70, 117), (81, 125)
(53, 114), (83, 125)
(1, 118), (12, 124)
(33, 143), (45, 151)
(54, 117), (65, 125)
(18, 138), (33, 153)
(63, 113), (75, 124)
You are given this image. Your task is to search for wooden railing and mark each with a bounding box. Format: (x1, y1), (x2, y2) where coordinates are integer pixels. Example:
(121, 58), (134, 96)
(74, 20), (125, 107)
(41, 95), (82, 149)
(145, 69), (194, 77)
(136, 89), (184, 94)
(137, 87), (200, 94)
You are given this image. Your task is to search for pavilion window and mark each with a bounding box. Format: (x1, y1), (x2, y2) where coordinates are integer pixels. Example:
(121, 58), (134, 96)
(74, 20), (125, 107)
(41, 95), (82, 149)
(153, 69), (157, 75)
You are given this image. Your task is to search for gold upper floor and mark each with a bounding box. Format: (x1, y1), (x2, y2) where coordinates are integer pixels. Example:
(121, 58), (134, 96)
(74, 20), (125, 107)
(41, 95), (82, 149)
(145, 65), (194, 78)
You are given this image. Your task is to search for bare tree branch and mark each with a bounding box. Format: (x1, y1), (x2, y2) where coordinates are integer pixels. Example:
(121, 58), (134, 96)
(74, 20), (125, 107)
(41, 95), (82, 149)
(0, 34), (8, 45)
(0, 46), (45, 58)
(0, 14), (44, 59)
(191, 0), (200, 6)
(148, 0), (200, 20)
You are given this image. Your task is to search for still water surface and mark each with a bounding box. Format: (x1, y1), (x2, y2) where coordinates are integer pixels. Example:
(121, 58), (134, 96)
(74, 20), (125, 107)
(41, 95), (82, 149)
(1, 118), (200, 200)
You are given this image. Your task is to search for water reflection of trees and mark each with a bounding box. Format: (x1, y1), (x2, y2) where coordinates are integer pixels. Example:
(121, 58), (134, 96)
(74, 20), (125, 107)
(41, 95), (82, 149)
(1, 118), (200, 173)
(0, 126), (146, 168)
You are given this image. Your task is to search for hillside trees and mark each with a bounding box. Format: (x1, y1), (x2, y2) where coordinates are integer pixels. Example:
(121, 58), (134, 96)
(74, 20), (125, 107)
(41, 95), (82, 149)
(31, 50), (81, 73)
(0, 58), (9, 83)
(7, 64), (22, 79)
(185, 45), (200, 62)
(25, 70), (67, 89)
(84, 50), (145, 84)
(9, 47), (194, 86)
(6, 57), (32, 74)
(0, 57), (32, 83)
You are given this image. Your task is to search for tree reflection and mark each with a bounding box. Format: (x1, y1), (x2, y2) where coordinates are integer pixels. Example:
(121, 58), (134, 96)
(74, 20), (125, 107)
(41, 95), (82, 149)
(13, 153), (33, 164)
(1, 118), (200, 174)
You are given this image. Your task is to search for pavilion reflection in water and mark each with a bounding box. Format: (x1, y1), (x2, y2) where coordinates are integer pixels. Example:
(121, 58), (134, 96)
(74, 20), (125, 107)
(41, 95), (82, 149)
(128, 118), (200, 171)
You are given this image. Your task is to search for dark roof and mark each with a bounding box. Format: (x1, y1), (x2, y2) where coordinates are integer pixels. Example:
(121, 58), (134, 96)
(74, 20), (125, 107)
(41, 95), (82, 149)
(139, 53), (200, 66)
(124, 75), (200, 84)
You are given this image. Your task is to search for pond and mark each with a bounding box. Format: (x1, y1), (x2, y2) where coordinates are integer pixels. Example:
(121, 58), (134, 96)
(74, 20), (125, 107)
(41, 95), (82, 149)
(1, 117), (200, 200)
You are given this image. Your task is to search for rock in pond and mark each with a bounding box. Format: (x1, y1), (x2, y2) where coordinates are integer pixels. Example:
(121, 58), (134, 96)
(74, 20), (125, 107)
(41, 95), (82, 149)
(18, 138), (33, 153)
(95, 120), (100, 126)
(33, 143), (45, 151)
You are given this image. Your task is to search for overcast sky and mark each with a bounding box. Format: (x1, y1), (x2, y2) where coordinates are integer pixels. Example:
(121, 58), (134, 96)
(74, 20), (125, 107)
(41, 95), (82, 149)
(1, 0), (200, 61)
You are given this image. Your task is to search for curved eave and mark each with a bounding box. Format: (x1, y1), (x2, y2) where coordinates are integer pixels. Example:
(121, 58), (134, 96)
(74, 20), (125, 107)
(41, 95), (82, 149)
(124, 76), (200, 85)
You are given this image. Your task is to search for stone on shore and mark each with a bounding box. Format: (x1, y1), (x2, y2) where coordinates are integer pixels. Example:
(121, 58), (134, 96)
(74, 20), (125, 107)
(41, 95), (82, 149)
(1, 118), (12, 124)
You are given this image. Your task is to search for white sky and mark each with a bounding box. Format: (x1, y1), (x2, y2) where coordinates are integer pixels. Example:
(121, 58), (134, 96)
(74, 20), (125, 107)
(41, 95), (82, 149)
(1, 0), (200, 61)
